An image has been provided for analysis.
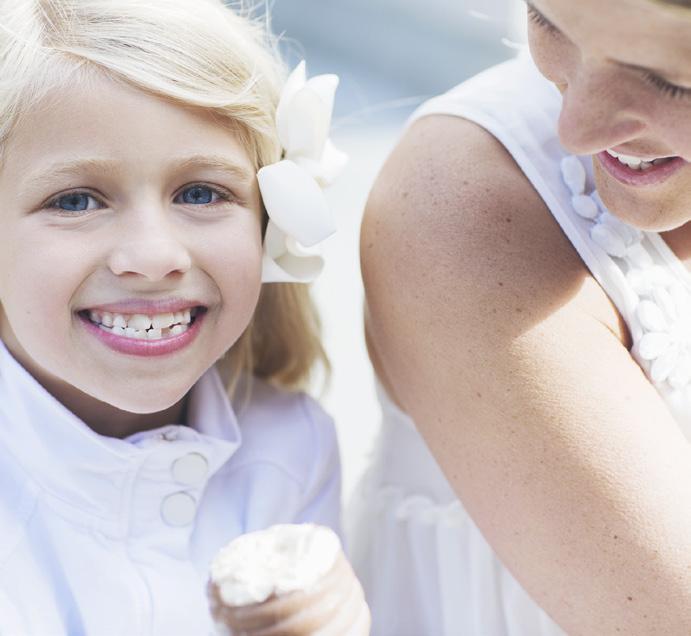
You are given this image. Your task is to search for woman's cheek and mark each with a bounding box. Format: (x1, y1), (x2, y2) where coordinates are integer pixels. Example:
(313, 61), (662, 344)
(527, 28), (567, 90)
(653, 111), (691, 163)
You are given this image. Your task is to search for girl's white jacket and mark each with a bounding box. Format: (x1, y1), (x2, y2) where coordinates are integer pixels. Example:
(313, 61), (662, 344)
(0, 340), (341, 635)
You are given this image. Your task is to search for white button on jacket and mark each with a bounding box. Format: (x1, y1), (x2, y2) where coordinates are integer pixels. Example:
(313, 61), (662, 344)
(0, 340), (342, 635)
(172, 452), (210, 487)
(161, 491), (198, 527)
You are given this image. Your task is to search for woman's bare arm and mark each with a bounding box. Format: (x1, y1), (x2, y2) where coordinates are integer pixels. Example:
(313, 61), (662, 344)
(361, 114), (691, 635)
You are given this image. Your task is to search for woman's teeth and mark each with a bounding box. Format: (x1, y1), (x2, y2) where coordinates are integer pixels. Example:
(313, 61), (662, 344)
(87, 308), (197, 340)
(606, 149), (673, 171)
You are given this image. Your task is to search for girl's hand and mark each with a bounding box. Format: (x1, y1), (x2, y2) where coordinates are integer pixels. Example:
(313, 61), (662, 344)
(208, 525), (370, 636)
(209, 551), (370, 636)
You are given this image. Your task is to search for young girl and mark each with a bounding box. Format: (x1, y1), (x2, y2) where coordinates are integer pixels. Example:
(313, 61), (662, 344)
(0, 0), (350, 633)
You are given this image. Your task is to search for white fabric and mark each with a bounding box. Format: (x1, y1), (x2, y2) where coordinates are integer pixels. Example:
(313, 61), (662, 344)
(0, 340), (341, 635)
(349, 52), (691, 636)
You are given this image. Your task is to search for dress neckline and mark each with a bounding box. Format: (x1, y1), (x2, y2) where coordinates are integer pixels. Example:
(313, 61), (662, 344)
(562, 155), (691, 395)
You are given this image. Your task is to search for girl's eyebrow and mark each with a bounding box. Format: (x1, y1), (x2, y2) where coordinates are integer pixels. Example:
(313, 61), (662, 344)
(24, 158), (118, 190)
(172, 155), (255, 183)
(22, 155), (255, 193)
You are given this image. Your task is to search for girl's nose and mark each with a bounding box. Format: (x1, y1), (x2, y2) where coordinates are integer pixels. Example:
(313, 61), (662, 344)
(556, 63), (647, 155)
(108, 213), (192, 282)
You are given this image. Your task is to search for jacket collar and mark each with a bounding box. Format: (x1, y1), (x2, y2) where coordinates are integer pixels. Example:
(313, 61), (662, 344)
(0, 339), (241, 531)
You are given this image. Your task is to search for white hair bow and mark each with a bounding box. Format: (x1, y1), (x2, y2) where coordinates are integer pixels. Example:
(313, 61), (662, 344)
(258, 61), (348, 283)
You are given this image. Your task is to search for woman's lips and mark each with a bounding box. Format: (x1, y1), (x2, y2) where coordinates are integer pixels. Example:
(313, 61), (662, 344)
(597, 151), (687, 187)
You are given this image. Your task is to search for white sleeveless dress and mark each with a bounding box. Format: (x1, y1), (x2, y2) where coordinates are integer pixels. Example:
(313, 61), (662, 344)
(349, 53), (691, 636)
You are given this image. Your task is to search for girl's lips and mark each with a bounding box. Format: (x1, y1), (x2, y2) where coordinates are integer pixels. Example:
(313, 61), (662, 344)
(78, 308), (206, 357)
(597, 151), (687, 187)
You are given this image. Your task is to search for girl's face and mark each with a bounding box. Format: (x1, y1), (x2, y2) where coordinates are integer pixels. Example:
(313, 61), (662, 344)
(0, 74), (264, 421)
(527, 0), (691, 231)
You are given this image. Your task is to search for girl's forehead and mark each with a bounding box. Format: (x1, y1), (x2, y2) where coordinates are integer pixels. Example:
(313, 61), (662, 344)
(15, 74), (232, 144)
(1, 74), (255, 187)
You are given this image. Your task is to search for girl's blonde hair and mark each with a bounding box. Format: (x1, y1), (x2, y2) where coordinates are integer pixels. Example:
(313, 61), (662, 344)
(0, 0), (329, 393)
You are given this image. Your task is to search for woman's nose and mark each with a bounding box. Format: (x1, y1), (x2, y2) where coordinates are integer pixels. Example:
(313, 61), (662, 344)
(107, 212), (192, 282)
(557, 63), (647, 155)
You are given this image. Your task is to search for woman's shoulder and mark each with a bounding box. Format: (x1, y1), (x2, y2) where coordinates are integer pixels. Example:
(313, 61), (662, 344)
(361, 112), (626, 349)
(361, 112), (691, 633)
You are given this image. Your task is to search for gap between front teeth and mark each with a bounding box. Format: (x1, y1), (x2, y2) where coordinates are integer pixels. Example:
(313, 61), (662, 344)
(87, 309), (194, 340)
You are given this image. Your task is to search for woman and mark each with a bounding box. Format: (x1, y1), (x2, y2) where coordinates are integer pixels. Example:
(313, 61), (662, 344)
(354, 0), (691, 634)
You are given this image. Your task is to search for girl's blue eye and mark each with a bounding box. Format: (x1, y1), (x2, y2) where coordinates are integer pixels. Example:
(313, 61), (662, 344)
(50, 192), (100, 213)
(176, 185), (227, 205)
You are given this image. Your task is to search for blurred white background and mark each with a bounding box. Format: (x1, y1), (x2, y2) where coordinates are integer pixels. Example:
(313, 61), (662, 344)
(268, 0), (528, 504)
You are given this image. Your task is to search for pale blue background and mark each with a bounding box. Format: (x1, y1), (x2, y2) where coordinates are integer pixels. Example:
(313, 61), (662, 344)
(272, 0), (526, 125)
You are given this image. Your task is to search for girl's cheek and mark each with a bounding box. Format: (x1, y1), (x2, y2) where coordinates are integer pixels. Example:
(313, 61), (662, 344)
(211, 233), (263, 299)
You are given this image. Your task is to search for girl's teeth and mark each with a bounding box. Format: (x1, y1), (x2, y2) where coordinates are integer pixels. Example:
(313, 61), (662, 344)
(129, 314), (152, 331)
(170, 324), (188, 336)
(152, 313), (175, 329)
(98, 323), (188, 340)
(125, 327), (147, 339)
(88, 307), (198, 340)
(89, 310), (195, 327)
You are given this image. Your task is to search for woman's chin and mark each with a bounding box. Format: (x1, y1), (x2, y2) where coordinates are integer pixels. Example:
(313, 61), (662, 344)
(593, 163), (691, 232)
(600, 196), (684, 232)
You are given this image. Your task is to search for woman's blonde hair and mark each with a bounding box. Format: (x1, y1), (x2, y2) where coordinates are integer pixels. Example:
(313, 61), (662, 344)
(0, 0), (329, 393)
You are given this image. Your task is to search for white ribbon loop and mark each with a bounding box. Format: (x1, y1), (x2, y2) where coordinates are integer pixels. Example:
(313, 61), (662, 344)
(260, 61), (347, 284)
(261, 221), (326, 284)
(258, 160), (336, 247)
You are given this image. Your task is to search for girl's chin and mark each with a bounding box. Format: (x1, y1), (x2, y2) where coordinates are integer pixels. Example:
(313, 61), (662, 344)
(87, 383), (191, 417)
(108, 395), (186, 416)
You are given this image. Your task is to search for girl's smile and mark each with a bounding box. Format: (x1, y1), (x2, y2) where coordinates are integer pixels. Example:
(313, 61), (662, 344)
(0, 71), (264, 431)
(78, 302), (207, 357)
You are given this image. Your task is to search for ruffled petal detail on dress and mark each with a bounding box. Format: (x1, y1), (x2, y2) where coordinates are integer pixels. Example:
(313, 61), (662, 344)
(562, 155), (691, 398)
